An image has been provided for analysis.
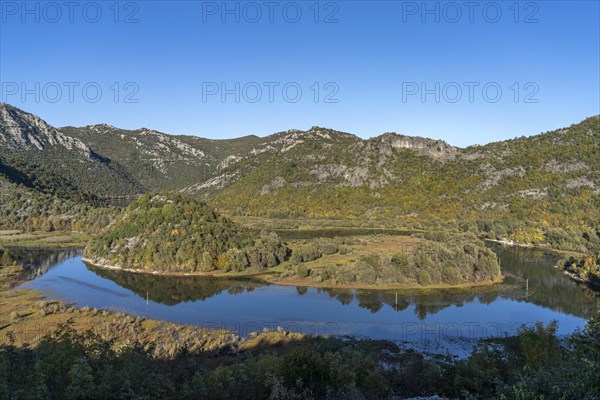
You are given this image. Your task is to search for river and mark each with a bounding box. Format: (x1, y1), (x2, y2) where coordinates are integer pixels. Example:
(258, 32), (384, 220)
(12, 241), (598, 355)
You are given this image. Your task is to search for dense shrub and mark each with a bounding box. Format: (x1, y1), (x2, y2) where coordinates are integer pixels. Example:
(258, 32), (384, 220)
(0, 247), (14, 265)
(316, 233), (500, 287)
(561, 253), (600, 290)
(296, 264), (309, 278)
(417, 270), (432, 286)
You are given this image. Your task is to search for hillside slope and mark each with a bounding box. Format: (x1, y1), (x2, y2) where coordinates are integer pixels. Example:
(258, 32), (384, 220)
(0, 103), (142, 199)
(205, 118), (599, 224)
(1, 103), (598, 251)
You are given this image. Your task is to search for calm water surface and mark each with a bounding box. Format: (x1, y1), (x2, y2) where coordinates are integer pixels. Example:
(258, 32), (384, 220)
(13, 242), (598, 354)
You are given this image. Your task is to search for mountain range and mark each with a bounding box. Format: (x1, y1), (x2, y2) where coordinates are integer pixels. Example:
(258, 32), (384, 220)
(1, 102), (598, 242)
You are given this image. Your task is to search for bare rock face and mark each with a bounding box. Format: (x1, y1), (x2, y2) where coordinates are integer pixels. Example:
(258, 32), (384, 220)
(261, 176), (286, 195)
(0, 102), (92, 158)
(377, 132), (458, 161)
(309, 164), (370, 187)
(478, 164), (526, 189)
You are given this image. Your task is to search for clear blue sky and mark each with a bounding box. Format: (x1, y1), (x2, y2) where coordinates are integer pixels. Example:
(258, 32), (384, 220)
(1, 1), (598, 146)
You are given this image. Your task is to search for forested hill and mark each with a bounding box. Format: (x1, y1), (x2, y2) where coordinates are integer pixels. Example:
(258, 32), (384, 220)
(84, 192), (288, 273)
(205, 116), (600, 223)
(1, 103), (599, 251)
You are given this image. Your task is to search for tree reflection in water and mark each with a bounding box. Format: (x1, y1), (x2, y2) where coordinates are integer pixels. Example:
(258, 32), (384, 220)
(71, 244), (598, 320)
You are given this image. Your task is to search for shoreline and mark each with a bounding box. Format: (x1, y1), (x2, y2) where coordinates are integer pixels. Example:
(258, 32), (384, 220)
(8, 231), (592, 293)
(261, 275), (504, 291)
(486, 238), (585, 257)
(82, 256), (504, 291)
(488, 239), (599, 293)
(486, 238), (535, 249)
(0, 265), (305, 356)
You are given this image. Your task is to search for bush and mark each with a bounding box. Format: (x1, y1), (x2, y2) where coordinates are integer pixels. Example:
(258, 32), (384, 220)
(320, 269), (329, 281)
(225, 248), (248, 272)
(0, 247), (14, 265)
(296, 264), (309, 278)
(317, 239), (339, 255)
(441, 261), (461, 284)
(358, 267), (377, 284)
(338, 246), (350, 255)
(391, 251), (412, 276)
(290, 252), (301, 265)
(293, 243), (321, 263)
(417, 270), (432, 286)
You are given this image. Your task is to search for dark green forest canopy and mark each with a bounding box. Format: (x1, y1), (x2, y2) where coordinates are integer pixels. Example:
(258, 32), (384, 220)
(0, 176), (119, 234)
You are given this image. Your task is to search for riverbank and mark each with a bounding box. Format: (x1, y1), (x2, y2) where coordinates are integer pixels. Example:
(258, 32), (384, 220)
(487, 238), (584, 256)
(6, 228), (595, 293)
(487, 239), (600, 294)
(82, 255), (504, 292)
(555, 254), (600, 293)
(0, 263), (305, 358)
(2, 258), (456, 392)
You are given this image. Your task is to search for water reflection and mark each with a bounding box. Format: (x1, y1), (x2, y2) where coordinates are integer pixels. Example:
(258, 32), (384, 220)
(87, 264), (268, 306)
(87, 264), (517, 320)
(14, 243), (597, 349)
(83, 245), (597, 320)
(491, 244), (598, 317)
(8, 247), (82, 280)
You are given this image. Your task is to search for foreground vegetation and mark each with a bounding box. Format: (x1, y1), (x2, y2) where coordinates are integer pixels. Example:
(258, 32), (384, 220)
(2, 251), (598, 399)
(1, 313), (598, 400)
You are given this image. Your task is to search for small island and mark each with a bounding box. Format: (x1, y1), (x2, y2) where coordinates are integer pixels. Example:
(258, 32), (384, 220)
(85, 192), (502, 289)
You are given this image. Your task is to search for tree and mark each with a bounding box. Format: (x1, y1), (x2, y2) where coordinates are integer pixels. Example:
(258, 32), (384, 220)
(65, 357), (96, 400)
(17, 359), (50, 400)
(201, 251), (214, 272)
(417, 270), (432, 286)
(296, 265), (309, 278)
(184, 371), (208, 400)
(225, 248), (248, 272)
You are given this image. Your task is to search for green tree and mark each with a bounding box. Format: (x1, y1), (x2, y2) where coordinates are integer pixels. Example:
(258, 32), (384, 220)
(65, 357), (96, 400)
(417, 270), (432, 286)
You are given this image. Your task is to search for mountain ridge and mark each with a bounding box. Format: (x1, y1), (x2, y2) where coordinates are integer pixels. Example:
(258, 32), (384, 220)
(1, 103), (598, 250)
